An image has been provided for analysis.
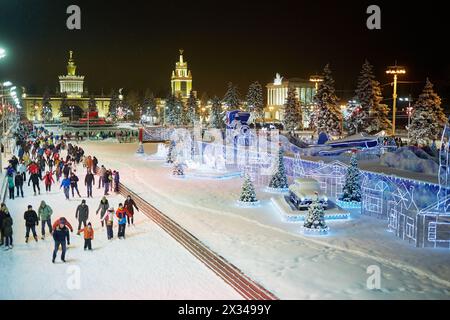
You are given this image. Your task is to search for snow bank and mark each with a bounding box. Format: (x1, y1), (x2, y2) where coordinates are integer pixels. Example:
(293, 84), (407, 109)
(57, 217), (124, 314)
(380, 147), (439, 175)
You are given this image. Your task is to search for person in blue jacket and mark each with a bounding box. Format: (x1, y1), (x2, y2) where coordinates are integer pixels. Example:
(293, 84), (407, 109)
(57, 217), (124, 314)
(60, 176), (71, 200)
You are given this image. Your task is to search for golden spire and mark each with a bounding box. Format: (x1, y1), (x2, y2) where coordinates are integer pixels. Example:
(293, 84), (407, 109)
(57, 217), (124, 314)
(179, 49), (184, 63)
(67, 50), (76, 76)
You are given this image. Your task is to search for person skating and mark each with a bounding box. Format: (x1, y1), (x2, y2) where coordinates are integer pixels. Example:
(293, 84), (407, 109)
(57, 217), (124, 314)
(75, 199), (89, 231)
(92, 156), (98, 174)
(116, 203), (127, 239)
(2, 211), (13, 250)
(70, 172), (81, 197)
(103, 169), (110, 196)
(85, 170), (95, 198)
(38, 201), (53, 240)
(52, 219), (70, 263)
(77, 222), (94, 250)
(52, 217), (74, 242)
(17, 160), (26, 181)
(43, 171), (54, 192)
(60, 176), (71, 200)
(14, 171), (24, 198)
(0, 203), (8, 246)
(28, 171), (41, 196)
(98, 165), (106, 189)
(124, 195), (139, 226)
(96, 196), (109, 227)
(7, 173), (15, 200)
(102, 207), (115, 240)
(24, 205), (39, 243)
(113, 170), (120, 193)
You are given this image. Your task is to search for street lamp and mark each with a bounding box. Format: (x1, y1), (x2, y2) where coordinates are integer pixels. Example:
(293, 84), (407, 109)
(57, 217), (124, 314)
(386, 64), (406, 136)
(69, 105), (75, 122)
(309, 75), (324, 91)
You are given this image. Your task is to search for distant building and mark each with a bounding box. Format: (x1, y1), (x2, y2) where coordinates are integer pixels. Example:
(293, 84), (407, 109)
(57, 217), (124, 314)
(22, 51), (111, 121)
(265, 73), (316, 126)
(171, 49), (194, 99)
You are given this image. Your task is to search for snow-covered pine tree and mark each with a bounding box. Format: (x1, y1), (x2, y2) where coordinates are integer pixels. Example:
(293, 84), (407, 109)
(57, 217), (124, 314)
(186, 90), (199, 125)
(166, 94), (182, 126)
(269, 148), (289, 189)
(223, 82), (241, 110)
(246, 81), (264, 121)
(172, 162), (184, 176)
(239, 174), (258, 203)
(304, 193), (327, 230)
(108, 90), (120, 118)
(409, 78), (447, 145)
(166, 141), (176, 164)
(59, 92), (69, 117)
(210, 96), (225, 129)
(282, 87), (303, 134)
(313, 64), (342, 136)
(41, 90), (53, 121)
(142, 90), (159, 123)
(339, 152), (361, 203)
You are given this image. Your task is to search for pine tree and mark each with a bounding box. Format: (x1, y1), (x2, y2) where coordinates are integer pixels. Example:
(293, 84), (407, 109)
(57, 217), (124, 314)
(172, 162), (185, 176)
(142, 90), (159, 123)
(41, 90), (53, 122)
(340, 152), (361, 202)
(246, 81), (264, 120)
(210, 96), (225, 129)
(409, 78), (446, 145)
(304, 195), (327, 230)
(166, 94), (182, 126)
(282, 87), (303, 133)
(108, 90), (120, 118)
(269, 149), (289, 189)
(239, 174), (258, 203)
(186, 91), (199, 125)
(223, 82), (241, 110)
(88, 96), (97, 112)
(314, 64), (342, 136)
(126, 90), (140, 121)
(59, 92), (69, 117)
(166, 141), (176, 164)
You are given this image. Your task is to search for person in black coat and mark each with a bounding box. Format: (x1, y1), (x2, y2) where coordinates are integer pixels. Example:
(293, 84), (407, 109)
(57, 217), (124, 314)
(24, 205), (38, 243)
(0, 203), (7, 246)
(15, 173), (24, 198)
(70, 172), (81, 197)
(52, 220), (70, 263)
(84, 170), (95, 198)
(28, 172), (41, 195)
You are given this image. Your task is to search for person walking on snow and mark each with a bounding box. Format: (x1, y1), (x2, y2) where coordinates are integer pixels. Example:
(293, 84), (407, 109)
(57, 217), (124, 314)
(98, 165), (106, 189)
(7, 173), (15, 200)
(77, 222), (94, 250)
(116, 203), (128, 239)
(103, 169), (110, 196)
(102, 207), (115, 240)
(24, 205), (39, 243)
(124, 195), (139, 226)
(70, 172), (81, 197)
(52, 217), (74, 240)
(85, 170), (95, 198)
(60, 176), (71, 200)
(2, 211), (13, 250)
(38, 201), (53, 240)
(52, 219), (70, 263)
(0, 203), (7, 246)
(43, 171), (54, 192)
(96, 196), (109, 227)
(75, 200), (89, 231)
(113, 170), (120, 193)
(28, 171), (41, 196)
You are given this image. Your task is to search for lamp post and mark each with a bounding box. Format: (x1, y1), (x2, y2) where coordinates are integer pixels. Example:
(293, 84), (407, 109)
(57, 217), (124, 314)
(386, 64), (406, 136)
(402, 97), (414, 141)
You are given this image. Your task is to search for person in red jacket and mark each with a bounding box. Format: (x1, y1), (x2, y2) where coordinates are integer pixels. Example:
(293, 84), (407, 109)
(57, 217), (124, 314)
(52, 217), (74, 245)
(43, 171), (55, 192)
(124, 195), (139, 226)
(28, 162), (39, 175)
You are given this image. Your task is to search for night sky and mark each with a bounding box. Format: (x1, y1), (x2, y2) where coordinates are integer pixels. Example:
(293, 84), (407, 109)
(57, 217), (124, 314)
(1, 0), (450, 105)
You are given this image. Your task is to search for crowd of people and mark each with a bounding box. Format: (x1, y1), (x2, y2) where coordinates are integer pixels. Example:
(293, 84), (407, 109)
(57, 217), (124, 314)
(0, 121), (139, 264)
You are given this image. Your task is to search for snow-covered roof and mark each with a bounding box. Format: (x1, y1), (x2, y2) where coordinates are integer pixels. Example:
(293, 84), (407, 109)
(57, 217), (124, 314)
(418, 194), (450, 216)
(307, 160), (348, 176)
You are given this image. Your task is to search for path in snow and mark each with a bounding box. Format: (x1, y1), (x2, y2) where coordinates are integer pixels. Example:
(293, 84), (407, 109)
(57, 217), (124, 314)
(78, 140), (450, 300)
(0, 153), (241, 300)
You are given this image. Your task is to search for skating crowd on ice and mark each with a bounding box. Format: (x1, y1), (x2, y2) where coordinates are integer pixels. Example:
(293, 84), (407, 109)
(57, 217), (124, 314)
(0, 121), (140, 263)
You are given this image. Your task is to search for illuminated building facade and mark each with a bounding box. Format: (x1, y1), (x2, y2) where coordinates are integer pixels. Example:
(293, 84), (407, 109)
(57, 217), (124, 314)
(171, 49), (193, 99)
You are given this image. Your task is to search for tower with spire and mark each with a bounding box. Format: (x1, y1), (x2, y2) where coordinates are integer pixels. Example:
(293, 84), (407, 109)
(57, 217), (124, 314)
(59, 50), (85, 98)
(171, 49), (193, 99)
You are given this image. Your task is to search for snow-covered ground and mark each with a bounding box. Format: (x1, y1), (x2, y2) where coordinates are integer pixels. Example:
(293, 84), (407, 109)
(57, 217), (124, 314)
(0, 157), (241, 299)
(74, 141), (450, 300)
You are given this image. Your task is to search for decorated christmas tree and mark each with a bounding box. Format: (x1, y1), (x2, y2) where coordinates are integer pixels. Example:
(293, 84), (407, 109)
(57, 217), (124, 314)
(282, 87), (303, 134)
(223, 82), (241, 109)
(239, 174), (258, 203)
(313, 64), (342, 136)
(209, 96), (225, 129)
(340, 152), (361, 202)
(246, 81), (264, 121)
(172, 162), (185, 176)
(409, 78), (446, 145)
(304, 194), (327, 230)
(166, 141), (176, 164)
(268, 149), (289, 189)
